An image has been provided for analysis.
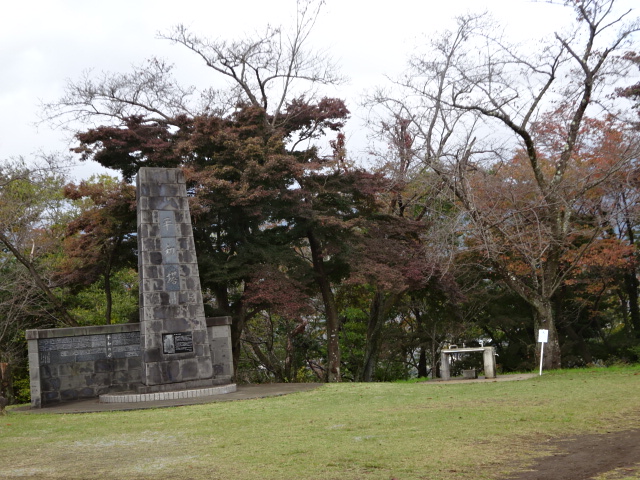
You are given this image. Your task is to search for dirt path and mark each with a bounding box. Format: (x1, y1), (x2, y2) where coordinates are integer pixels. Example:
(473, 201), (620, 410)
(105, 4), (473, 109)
(503, 429), (640, 480)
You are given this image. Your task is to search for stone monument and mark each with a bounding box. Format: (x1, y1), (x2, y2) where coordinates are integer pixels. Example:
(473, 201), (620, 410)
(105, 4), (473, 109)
(136, 167), (217, 392)
(25, 167), (234, 407)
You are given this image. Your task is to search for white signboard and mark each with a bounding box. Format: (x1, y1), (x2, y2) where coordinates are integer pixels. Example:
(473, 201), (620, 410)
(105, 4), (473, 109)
(538, 329), (549, 376)
(538, 329), (549, 343)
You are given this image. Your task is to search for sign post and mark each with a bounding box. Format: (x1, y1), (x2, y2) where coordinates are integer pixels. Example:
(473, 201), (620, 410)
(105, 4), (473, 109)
(538, 329), (549, 376)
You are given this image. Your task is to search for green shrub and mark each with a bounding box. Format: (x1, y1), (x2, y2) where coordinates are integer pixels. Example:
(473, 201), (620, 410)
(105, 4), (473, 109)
(12, 377), (30, 404)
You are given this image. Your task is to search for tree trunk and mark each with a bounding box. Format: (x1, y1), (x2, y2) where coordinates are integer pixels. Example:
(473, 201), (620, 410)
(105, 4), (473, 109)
(534, 298), (561, 370)
(0, 363), (14, 404)
(104, 270), (113, 325)
(285, 320), (307, 382)
(284, 334), (294, 382)
(414, 308), (429, 378)
(431, 323), (440, 379)
(555, 288), (592, 365)
(230, 311), (246, 380)
(624, 272), (640, 337)
(307, 229), (341, 382)
(417, 347), (428, 378)
(621, 192), (640, 337)
(103, 238), (122, 325)
(361, 290), (401, 382)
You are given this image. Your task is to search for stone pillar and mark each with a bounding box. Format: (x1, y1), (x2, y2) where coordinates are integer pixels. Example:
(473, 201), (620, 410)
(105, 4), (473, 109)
(440, 351), (451, 380)
(27, 336), (41, 408)
(483, 347), (496, 379)
(206, 317), (234, 382)
(137, 167), (214, 392)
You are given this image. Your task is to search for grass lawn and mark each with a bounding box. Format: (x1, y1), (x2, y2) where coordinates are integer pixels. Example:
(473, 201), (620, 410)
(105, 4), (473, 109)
(1, 366), (639, 480)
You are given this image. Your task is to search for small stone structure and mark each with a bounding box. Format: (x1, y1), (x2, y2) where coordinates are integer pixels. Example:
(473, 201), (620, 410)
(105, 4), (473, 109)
(440, 346), (496, 380)
(27, 167), (235, 407)
(462, 369), (478, 379)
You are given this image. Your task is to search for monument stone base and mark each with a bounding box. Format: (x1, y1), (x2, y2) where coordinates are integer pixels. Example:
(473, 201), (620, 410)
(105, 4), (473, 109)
(135, 376), (231, 394)
(100, 383), (237, 404)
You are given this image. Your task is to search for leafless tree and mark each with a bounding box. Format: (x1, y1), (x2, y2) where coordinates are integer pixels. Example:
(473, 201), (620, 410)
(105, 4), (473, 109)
(42, 0), (342, 133)
(371, 1), (640, 368)
(160, 0), (342, 128)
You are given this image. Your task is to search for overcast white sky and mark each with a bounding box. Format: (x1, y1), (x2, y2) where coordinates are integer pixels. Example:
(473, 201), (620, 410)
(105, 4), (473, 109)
(1, 0), (636, 181)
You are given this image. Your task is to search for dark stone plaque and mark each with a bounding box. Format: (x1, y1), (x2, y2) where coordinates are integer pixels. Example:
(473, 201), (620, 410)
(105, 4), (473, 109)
(112, 344), (141, 357)
(38, 337), (108, 364)
(38, 337), (73, 352)
(111, 332), (140, 346)
(161, 237), (179, 264)
(163, 265), (180, 291)
(76, 353), (107, 362)
(74, 348), (106, 357)
(72, 335), (105, 348)
(174, 333), (194, 353)
(162, 332), (194, 354)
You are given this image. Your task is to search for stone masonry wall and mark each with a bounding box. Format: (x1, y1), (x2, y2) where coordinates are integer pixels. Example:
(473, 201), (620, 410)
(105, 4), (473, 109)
(26, 323), (141, 408)
(27, 317), (233, 407)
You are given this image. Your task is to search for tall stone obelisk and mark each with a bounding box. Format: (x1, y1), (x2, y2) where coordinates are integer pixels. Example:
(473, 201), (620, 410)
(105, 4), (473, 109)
(136, 167), (214, 392)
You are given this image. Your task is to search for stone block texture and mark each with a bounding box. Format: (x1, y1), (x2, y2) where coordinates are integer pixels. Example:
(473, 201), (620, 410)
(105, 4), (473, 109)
(26, 319), (234, 406)
(205, 317), (233, 382)
(26, 324), (142, 408)
(137, 167), (214, 387)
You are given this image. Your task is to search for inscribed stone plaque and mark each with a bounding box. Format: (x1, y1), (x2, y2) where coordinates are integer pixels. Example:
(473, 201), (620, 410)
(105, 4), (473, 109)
(38, 335), (109, 364)
(161, 238), (179, 264)
(162, 332), (194, 354)
(174, 333), (194, 353)
(158, 211), (177, 237)
(164, 265), (180, 291)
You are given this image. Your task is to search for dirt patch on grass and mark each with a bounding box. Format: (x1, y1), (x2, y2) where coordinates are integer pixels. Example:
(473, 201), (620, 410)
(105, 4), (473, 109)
(502, 429), (640, 480)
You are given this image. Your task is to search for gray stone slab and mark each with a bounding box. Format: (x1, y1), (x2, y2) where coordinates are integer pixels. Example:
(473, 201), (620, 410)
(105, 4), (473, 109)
(161, 237), (179, 263)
